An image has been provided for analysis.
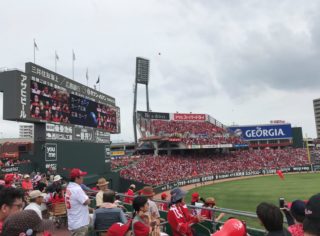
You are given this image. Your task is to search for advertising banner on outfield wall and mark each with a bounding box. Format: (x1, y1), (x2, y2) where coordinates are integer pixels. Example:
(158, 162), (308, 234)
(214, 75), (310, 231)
(154, 165), (312, 193)
(228, 124), (292, 141)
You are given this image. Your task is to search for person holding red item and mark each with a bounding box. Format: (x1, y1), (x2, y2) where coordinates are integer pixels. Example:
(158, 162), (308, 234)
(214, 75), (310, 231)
(167, 187), (205, 236)
(124, 184), (136, 204)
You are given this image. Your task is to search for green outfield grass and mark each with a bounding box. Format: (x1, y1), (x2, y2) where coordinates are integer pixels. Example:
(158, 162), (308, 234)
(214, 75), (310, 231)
(185, 173), (320, 229)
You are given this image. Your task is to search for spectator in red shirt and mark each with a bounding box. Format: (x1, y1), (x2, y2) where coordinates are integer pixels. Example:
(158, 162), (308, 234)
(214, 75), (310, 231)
(158, 193), (169, 211)
(4, 174), (15, 188)
(200, 197), (225, 222)
(50, 186), (65, 204)
(21, 174), (33, 191)
(287, 200), (305, 236)
(124, 184), (135, 204)
(167, 188), (204, 236)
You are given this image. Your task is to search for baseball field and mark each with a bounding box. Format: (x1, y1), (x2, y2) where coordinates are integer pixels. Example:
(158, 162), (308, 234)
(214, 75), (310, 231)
(184, 173), (320, 229)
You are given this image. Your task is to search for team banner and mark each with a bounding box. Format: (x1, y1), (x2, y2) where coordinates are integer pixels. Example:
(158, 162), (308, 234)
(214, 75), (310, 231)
(173, 113), (206, 121)
(228, 124), (292, 140)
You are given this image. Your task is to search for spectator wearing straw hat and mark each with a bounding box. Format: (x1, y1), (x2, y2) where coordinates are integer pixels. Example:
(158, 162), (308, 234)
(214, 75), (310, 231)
(1, 209), (54, 236)
(22, 174), (33, 191)
(140, 186), (160, 220)
(95, 178), (109, 208)
(201, 197), (225, 222)
(65, 168), (90, 236)
(25, 190), (46, 219)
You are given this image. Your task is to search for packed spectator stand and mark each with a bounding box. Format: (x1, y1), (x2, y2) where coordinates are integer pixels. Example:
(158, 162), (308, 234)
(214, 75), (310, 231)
(139, 119), (244, 146)
(119, 148), (310, 186)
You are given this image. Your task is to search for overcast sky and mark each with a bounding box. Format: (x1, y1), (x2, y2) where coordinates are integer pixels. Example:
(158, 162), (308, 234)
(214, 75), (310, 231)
(1, 0), (320, 141)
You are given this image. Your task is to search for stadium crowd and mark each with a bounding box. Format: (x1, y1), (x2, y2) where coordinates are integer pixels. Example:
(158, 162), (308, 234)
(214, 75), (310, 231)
(120, 148), (310, 186)
(151, 120), (225, 137)
(0, 158), (319, 235)
(139, 120), (244, 145)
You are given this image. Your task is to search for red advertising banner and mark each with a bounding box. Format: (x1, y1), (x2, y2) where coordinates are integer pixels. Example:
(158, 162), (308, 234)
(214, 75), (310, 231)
(174, 113), (206, 121)
(168, 138), (182, 142)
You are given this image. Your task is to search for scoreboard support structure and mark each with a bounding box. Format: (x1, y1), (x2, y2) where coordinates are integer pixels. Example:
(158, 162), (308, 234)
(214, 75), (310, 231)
(133, 57), (150, 145)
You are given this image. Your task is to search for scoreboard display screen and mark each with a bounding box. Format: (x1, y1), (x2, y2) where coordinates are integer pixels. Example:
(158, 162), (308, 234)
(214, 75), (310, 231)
(26, 62), (119, 134)
(0, 62), (120, 136)
(30, 76), (118, 133)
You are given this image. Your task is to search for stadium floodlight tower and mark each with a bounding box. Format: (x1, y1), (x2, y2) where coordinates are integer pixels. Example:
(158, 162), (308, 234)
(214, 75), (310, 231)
(133, 57), (150, 145)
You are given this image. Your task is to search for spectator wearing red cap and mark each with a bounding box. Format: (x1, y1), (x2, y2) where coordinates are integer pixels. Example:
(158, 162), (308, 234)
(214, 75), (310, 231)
(4, 174), (15, 188)
(159, 193), (169, 211)
(167, 188), (204, 236)
(65, 168), (90, 236)
(0, 187), (25, 233)
(140, 186), (160, 221)
(211, 218), (246, 236)
(190, 192), (203, 216)
(124, 184), (135, 204)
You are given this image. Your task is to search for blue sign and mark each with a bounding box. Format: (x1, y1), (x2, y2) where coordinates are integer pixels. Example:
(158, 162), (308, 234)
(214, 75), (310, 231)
(228, 124), (292, 141)
(234, 144), (249, 148)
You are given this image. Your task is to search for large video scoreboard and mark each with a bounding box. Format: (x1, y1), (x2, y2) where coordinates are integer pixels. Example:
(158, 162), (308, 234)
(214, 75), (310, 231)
(0, 62), (120, 143)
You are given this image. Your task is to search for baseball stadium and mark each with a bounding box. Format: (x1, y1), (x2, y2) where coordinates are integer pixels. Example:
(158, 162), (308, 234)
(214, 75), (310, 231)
(0, 61), (320, 236)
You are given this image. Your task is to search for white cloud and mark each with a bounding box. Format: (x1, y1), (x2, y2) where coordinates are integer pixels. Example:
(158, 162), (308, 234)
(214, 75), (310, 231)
(0, 0), (319, 141)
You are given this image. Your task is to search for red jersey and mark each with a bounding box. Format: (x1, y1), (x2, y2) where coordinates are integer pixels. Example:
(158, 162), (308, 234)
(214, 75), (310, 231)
(200, 208), (213, 220)
(159, 202), (168, 211)
(167, 203), (199, 236)
(133, 221), (150, 236)
(124, 189), (134, 204)
(288, 224), (304, 236)
(22, 180), (33, 191)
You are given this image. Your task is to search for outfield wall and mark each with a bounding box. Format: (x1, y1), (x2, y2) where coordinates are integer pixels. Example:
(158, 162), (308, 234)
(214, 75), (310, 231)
(153, 164), (320, 193)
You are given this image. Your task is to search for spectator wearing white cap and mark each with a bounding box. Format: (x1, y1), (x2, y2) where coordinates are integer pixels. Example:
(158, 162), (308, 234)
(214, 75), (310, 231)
(24, 190), (46, 219)
(21, 174), (33, 191)
(46, 175), (62, 193)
